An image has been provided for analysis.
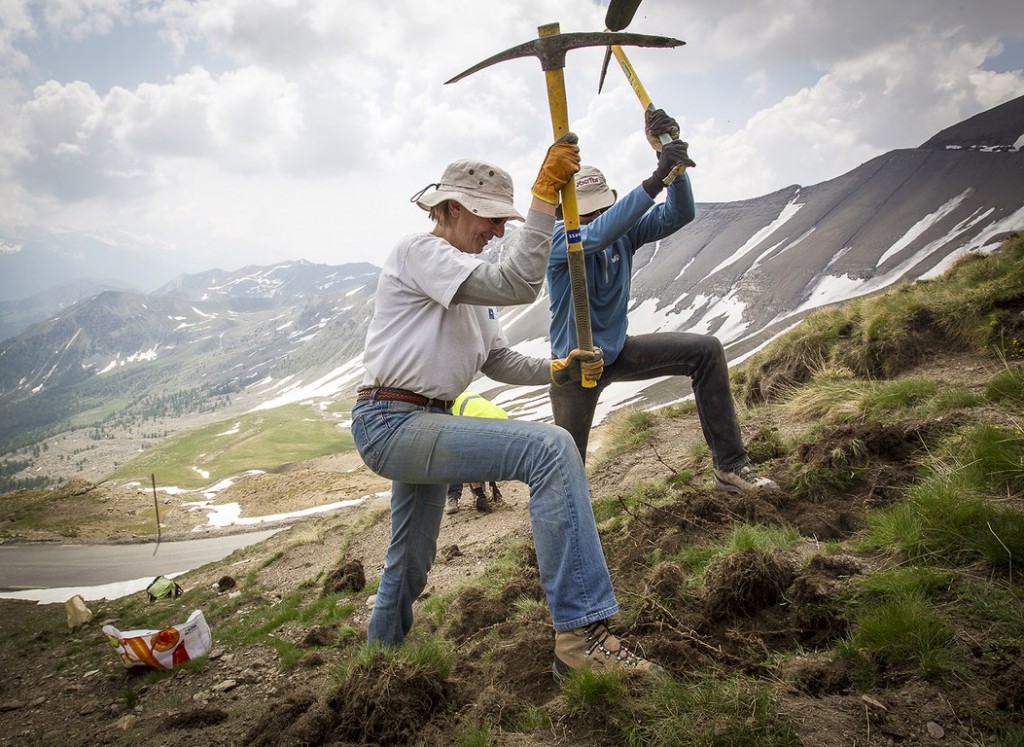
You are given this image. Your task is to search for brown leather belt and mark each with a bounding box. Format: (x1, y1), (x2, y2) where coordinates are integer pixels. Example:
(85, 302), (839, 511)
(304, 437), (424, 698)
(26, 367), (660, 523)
(356, 386), (453, 410)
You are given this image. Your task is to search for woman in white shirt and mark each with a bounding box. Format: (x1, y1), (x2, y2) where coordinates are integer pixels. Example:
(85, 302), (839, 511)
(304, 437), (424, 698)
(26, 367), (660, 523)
(353, 135), (663, 681)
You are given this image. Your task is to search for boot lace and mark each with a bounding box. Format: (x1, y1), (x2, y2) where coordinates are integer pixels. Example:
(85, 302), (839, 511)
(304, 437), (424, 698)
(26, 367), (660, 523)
(583, 622), (645, 668)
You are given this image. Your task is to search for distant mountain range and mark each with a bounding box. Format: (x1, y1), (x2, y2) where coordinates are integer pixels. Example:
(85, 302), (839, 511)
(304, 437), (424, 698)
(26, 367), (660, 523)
(0, 225), (188, 303)
(1, 95), (1022, 459)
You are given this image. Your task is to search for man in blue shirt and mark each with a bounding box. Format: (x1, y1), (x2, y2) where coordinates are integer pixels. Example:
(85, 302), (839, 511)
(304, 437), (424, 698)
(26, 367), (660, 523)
(546, 109), (778, 494)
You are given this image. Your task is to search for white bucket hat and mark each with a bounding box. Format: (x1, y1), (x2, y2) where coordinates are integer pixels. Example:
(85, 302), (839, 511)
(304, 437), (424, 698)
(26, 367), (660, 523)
(412, 160), (525, 221)
(575, 165), (617, 215)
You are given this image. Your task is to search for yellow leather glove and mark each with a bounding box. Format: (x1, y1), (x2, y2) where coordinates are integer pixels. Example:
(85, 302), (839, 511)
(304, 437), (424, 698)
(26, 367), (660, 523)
(550, 347), (604, 386)
(531, 132), (581, 205)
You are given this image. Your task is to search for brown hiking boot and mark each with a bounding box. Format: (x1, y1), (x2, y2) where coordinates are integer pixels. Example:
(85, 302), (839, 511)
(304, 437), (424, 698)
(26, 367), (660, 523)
(552, 620), (665, 682)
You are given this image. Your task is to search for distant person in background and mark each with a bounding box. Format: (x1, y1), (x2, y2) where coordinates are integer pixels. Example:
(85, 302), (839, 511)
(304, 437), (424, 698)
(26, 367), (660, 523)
(350, 133), (665, 679)
(445, 391), (509, 515)
(546, 109), (778, 494)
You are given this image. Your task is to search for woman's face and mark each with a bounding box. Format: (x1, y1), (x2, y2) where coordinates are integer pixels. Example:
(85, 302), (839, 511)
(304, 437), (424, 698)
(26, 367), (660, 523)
(445, 204), (508, 254)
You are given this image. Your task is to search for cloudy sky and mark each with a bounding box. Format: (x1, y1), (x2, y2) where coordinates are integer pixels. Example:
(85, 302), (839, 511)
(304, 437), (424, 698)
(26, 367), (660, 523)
(1, 0), (1022, 275)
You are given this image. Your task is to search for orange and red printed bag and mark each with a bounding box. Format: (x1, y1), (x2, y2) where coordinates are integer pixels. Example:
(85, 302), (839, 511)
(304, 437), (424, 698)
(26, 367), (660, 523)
(102, 609), (212, 670)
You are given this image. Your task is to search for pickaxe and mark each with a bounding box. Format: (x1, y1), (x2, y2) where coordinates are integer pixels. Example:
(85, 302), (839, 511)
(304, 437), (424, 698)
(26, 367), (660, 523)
(446, 24), (682, 386)
(599, 0), (687, 185)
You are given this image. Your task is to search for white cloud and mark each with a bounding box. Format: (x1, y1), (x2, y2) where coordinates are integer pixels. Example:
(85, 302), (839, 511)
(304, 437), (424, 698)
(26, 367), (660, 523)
(36, 0), (133, 39)
(0, 0), (1020, 274)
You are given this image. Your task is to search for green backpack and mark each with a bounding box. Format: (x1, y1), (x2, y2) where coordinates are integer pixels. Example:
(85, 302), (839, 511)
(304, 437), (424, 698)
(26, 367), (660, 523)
(146, 575), (183, 602)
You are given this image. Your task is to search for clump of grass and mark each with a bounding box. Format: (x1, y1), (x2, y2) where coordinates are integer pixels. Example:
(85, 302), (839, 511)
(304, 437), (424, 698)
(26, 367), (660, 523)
(476, 540), (537, 595)
(592, 478), (674, 531)
(510, 703), (551, 731)
(865, 471), (1024, 571)
(865, 424), (1024, 571)
(941, 423), (1024, 494)
(777, 368), (867, 423)
(735, 308), (854, 405)
(395, 638), (455, 679)
(745, 426), (788, 463)
(783, 373), (975, 427)
(455, 723), (493, 747)
(727, 523), (801, 553)
(985, 364), (1024, 404)
(421, 589), (458, 628)
(853, 566), (955, 601)
(512, 596), (547, 617)
(669, 544), (722, 577)
(835, 293), (937, 379)
(859, 377), (977, 421)
(626, 676), (800, 747)
(560, 668), (628, 714)
(268, 636), (305, 669)
(340, 638), (455, 683)
(956, 579), (1024, 641)
(788, 459), (860, 501)
(838, 590), (956, 681)
(213, 585), (363, 669)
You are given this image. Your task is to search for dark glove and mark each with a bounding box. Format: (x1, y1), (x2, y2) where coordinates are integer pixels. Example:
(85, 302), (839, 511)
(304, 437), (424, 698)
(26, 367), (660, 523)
(642, 140), (696, 197)
(531, 132), (581, 205)
(645, 108), (680, 153)
(550, 347), (604, 386)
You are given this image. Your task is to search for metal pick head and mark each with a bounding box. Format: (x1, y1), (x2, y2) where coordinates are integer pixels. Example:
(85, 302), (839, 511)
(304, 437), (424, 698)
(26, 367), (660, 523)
(598, 45), (613, 94)
(445, 30), (683, 84)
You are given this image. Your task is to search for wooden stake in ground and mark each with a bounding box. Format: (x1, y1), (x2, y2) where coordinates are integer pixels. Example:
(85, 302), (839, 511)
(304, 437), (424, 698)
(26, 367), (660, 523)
(151, 473), (161, 553)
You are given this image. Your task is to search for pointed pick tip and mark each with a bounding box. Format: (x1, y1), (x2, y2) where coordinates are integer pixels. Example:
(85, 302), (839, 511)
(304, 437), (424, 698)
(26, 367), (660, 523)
(597, 47), (612, 94)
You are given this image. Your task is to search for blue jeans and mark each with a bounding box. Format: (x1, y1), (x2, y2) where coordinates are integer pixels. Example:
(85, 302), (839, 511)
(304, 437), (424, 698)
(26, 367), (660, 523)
(351, 398), (619, 646)
(550, 332), (749, 469)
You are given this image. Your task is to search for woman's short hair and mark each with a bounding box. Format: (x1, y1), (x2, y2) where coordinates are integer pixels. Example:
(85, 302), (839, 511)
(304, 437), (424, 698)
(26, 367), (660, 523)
(429, 201), (453, 228)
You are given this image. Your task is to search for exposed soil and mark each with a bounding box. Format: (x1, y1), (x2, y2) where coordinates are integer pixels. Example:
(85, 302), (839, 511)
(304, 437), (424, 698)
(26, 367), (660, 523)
(0, 350), (1022, 746)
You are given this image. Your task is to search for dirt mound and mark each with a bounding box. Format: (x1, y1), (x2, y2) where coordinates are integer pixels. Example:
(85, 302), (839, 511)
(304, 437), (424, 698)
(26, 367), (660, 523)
(244, 658), (453, 746)
(703, 547), (794, 620)
(323, 557), (366, 593)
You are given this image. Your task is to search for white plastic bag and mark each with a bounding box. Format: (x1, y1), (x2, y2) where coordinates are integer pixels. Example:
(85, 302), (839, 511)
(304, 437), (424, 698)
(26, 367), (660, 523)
(102, 609), (213, 670)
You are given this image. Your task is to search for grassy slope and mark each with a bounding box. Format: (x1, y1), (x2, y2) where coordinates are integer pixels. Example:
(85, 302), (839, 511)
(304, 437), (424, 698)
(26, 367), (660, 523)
(2, 236), (1023, 746)
(107, 402), (356, 488)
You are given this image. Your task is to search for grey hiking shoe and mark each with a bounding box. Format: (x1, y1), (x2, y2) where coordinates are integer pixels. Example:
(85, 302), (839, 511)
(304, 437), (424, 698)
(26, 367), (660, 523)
(445, 496), (459, 515)
(713, 464), (779, 494)
(553, 620), (665, 682)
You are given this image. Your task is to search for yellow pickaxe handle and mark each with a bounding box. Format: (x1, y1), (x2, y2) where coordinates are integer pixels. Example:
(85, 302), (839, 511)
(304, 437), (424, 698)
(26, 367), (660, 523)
(538, 23), (596, 388)
(609, 42), (686, 186)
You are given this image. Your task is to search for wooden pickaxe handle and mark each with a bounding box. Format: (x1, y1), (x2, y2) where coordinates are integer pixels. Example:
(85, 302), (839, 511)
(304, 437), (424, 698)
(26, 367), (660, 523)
(608, 43), (686, 186)
(538, 23), (596, 388)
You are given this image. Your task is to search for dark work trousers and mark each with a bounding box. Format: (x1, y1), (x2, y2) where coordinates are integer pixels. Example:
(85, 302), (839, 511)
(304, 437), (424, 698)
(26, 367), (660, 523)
(549, 332), (750, 469)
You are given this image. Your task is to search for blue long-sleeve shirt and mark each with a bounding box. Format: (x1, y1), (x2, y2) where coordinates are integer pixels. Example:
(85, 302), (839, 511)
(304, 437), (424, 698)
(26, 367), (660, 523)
(546, 175), (696, 364)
